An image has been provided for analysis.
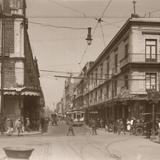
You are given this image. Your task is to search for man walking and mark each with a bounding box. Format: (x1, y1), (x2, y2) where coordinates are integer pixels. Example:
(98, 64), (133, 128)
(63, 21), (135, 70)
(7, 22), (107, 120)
(66, 116), (75, 136)
(15, 118), (22, 136)
(90, 118), (97, 135)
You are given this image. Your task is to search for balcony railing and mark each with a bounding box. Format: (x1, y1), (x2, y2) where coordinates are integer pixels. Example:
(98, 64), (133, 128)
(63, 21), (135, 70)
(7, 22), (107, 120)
(120, 53), (160, 68)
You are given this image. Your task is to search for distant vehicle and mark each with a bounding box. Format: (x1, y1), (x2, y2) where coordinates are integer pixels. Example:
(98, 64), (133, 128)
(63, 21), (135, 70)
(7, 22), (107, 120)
(67, 111), (85, 126)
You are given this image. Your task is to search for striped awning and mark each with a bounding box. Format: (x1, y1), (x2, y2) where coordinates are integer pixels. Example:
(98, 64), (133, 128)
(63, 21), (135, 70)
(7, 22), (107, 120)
(4, 90), (40, 96)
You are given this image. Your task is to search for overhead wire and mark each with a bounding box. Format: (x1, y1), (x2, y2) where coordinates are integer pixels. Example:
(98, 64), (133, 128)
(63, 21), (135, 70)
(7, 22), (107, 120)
(11, 66), (160, 77)
(28, 16), (129, 19)
(99, 22), (106, 46)
(78, 0), (113, 65)
(47, 0), (87, 18)
(100, 0), (113, 18)
(29, 21), (87, 30)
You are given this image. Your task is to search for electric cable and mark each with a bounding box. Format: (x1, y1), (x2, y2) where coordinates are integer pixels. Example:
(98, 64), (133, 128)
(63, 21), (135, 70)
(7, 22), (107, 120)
(100, 0), (113, 18)
(78, 0), (113, 65)
(99, 22), (106, 46)
(29, 21), (87, 30)
(47, 0), (87, 18)
(27, 15), (129, 19)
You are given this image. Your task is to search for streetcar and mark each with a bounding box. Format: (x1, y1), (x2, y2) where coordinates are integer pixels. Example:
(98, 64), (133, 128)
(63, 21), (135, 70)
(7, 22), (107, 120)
(66, 110), (85, 126)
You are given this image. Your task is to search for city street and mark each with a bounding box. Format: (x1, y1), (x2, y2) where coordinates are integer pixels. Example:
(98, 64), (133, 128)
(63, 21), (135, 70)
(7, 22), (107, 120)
(0, 122), (159, 160)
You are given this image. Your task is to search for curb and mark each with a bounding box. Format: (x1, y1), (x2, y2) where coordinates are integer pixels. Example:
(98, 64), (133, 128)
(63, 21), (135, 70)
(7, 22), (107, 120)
(2, 131), (42, 137)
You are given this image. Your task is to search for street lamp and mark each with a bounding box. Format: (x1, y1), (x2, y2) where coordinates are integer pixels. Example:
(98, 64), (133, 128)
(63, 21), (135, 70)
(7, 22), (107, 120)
(86, 27), (92, 45)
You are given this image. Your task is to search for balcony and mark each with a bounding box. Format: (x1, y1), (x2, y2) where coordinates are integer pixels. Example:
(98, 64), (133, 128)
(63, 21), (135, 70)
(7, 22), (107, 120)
(120, 53), (160, 69)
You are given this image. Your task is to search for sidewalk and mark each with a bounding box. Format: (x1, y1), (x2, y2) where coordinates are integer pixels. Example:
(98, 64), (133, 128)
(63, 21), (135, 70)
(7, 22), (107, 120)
(1, 131), (41, 137)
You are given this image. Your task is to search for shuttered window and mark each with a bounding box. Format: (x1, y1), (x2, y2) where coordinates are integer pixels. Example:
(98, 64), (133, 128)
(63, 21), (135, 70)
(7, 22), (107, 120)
(4, 18), (14, 56)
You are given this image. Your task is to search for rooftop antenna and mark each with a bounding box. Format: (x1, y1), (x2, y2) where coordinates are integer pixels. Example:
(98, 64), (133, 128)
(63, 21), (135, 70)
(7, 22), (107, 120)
(131, 0), (139, 18)
(132, 0), (136, 15)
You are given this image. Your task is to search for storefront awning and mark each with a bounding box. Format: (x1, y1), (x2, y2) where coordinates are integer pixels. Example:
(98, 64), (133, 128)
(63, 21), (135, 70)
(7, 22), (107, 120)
(3, 90), (40, 96)
(21, 91), (40, 96)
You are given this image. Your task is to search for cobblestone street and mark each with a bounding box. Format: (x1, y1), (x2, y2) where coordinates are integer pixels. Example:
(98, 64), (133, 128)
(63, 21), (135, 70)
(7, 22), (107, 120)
(0, 123), (159, 160)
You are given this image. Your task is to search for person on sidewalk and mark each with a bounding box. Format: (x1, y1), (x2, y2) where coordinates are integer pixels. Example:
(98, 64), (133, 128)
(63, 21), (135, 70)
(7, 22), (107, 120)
(66, 117), (75, 136)
(15, 118), (22, 136)
(157, 119), (160, 142)
(100, 119), (104, 128)
(0, 114), (5, 135)
(104, 121), (108, 132)
(6, 118), (14, 136)
(145, 121), (152, 139)
(25, 118), (30, 132)
(127, 119), (131, 133)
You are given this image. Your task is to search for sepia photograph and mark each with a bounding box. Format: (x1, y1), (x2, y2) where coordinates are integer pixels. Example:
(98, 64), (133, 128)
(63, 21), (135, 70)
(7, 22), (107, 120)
(0, 0), (160, 159)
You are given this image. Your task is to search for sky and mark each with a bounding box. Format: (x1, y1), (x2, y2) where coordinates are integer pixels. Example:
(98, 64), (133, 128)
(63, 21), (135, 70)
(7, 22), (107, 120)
(26, 0), (160, 110)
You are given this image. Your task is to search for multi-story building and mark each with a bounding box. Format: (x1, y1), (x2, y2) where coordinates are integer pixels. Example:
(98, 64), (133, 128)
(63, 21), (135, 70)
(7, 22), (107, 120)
(82, 17), (160, 124)
(0, 0), (45, 125)
(73, 62), (94, 122)
(64, 77), (75, 113)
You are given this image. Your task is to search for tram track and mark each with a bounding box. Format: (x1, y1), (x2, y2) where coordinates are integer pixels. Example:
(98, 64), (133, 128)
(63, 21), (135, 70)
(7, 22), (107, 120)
(67, 134), (123, 160)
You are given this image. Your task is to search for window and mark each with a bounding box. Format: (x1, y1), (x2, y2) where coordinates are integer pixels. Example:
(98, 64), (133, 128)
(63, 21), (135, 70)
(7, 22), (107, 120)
(145, 39), (157, 62)
(95, 69), (97, 86)
(106, 61), (110, 79)
(100, 63), (103, 83)
(10, 0), (23, 9)
(112, 80), (117, 97)
(124, 75), (128, 89)
(99, 88), (103, 101)
(100, 63), (103, 79)
(90, 93), (93, 104)
(95, 91), (97, 103)
(125, 44), (128, 58)
(115, 54), (118, 73)
(106, 84), (109, 98)
(146, 73), (157, 90)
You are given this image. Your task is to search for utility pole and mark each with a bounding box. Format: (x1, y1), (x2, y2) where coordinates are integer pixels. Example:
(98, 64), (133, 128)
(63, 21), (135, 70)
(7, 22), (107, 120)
(0, 11), (4, 114)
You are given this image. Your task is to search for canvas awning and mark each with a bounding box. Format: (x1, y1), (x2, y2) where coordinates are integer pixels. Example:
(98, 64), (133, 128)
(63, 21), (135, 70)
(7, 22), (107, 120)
(3, 90), (40, 96)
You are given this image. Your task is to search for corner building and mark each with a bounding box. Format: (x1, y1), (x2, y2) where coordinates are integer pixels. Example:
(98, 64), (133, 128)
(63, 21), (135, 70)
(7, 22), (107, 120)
(0, 0), (45, 126)
(84, 17), (160, 124)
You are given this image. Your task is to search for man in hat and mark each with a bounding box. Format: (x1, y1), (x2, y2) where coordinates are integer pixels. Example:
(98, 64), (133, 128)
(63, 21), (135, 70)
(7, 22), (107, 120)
(66, 116), (75, 136)
(15, 118), (22, 136)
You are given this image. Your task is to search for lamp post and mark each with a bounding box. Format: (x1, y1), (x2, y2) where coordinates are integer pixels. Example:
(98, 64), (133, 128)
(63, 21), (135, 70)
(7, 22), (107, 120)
(86, 27), (92, 45)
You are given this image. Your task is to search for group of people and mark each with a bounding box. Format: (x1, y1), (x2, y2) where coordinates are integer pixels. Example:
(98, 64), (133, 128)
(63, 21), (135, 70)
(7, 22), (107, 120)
(0, 116), (31, 136)
(89, 116), (160, 141)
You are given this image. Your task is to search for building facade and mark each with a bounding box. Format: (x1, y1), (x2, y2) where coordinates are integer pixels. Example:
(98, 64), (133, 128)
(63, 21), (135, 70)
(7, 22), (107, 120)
(64, 77), (75, 113)
(73, 17), (160, 124)
(0, 0), (45, 126)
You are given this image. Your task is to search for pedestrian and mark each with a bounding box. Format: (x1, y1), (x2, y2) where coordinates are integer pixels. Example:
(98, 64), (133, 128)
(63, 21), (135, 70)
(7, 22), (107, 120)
(127, 119), (131, 134)
(104, 122), (108, 132)
(40, 117), (45, 133)
(146, 121), (152, 139)
(66, 117), (75, 136)
(25, 117), (30, 132)
(6, 118), (14, 136)
(100, 119), (104, 128)
(15, 118), (22, 136)
(157, 120), (160, 142)
(0, 115), (5, 135)
(117, 119), (121, 135)
(90, 118), (97, 135)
